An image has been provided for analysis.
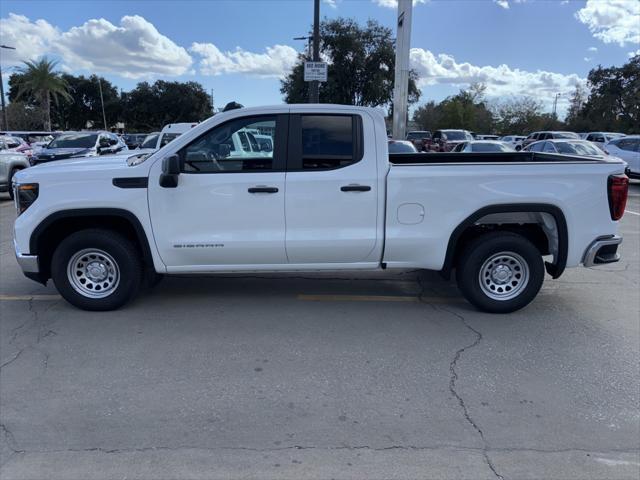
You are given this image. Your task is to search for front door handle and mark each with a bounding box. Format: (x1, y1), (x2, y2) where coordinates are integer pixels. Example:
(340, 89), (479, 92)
(341, 185), (371, 192)
(248, 186), (279, 193)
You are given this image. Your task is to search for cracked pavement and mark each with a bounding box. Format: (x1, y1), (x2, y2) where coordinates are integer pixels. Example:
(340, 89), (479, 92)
(1, 184), (639, 479)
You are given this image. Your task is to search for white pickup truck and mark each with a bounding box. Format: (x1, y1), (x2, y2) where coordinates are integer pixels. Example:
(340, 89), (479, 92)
(12, 105), (629, 312)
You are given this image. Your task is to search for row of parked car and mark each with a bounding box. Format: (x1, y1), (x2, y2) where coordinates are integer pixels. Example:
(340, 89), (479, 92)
(0, 123), (199, 199)
(400, 129), (639, 178)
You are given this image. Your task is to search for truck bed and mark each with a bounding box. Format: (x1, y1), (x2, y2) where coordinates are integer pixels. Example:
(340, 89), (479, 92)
(388, 151), (610, 164)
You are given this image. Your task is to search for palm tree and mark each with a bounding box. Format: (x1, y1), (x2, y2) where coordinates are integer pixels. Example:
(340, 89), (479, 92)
(14, 57), (72, 130)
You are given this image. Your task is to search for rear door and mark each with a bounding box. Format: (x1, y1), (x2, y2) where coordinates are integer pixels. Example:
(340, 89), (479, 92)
(284, 113), (379, 265)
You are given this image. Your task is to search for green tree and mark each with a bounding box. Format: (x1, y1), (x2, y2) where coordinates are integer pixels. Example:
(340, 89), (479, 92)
(281, 18), (420, 110)
(564, 84), (588, 131)
(123, 80), (213, 131)
(413, 83), (493, 132)
(491, 97), (548, 135)
(412, 100), (442, 131)
(51, 74), (122, 130)
(578, 55), (639, 132)
(12, 57), (72, 130)
(1, 102), (43, 130)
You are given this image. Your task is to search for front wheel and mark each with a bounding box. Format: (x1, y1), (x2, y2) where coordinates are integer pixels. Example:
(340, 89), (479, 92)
(51, 229), (143, 311)
(456, 232), (544, 313)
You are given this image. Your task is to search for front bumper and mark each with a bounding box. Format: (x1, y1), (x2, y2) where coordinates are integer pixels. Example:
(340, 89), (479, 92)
(14, 240), (39, 273)
(583, 235), (622, 267)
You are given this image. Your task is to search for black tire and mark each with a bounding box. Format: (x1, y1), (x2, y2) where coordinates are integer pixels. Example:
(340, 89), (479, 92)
(8, 169), (19, 200)
(456, 232), (544, 313)
(51, 229), (143, 311)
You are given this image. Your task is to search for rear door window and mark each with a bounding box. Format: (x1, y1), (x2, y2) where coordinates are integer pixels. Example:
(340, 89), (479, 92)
(288, 114), (363, 170)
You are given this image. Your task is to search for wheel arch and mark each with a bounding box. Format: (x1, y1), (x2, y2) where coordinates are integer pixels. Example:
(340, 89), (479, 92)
(441, 203), (568, 280)
(30, 208), (154, 282)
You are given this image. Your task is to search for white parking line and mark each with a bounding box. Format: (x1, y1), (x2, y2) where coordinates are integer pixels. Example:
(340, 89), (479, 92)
(625, 210), (640, 216)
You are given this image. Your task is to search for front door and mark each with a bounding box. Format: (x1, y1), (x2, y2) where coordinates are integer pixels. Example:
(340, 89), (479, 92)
(148, 114), (288, 271)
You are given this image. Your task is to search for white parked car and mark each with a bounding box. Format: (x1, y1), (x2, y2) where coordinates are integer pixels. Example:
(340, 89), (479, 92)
(524, 139), (614, 159)
(584, 132), (626, 145)
(145, 123), (198, 151)
(499, 135), (526, 150)
(13, 105), (628, 313)
(451, 140), (515, 153)
(605, 135), (639, 178)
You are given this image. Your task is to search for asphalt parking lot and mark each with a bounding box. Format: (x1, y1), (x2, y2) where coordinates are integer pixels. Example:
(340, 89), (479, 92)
(0, 183), (639, 480)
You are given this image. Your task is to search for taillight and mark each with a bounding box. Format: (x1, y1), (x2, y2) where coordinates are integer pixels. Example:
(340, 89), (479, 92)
(607, 174), (628, 221)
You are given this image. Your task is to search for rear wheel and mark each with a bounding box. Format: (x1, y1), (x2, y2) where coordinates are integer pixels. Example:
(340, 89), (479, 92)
(456, 232), (544, 313)
(51, 229), (142, 311)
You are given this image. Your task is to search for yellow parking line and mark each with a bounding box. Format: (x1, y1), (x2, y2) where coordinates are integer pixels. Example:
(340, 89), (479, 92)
(297, 294), (463, 303)
(0, 294), (62, 301)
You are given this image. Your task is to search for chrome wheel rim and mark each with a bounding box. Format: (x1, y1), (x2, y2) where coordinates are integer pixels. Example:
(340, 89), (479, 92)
(479, 251), (529, 301)
(67, 248), (120, 299)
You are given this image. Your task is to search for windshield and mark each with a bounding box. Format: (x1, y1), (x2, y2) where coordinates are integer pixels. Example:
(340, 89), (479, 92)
(605, 133), (625, 141)
(160, 133), (181, 148)
(556, 141), (602, 156)
(407, 132), (430, 140)
(445, 131), (472, 141)
(389, 141), (418, 153)
(472, 143), (513, 152)
(48, 133), (98, 149)
(553, 132), (580, 139)
(140, 133), (159, 149)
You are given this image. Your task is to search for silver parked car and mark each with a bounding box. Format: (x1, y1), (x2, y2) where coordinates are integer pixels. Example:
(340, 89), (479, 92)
(0, 151), (31, 199)
(451, 140), (515, 153)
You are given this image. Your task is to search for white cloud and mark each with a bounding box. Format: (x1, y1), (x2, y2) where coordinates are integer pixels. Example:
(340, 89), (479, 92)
(584, 57), (592, 62)
(409, 48), (585, 108)
(575, 0), (640, 47)
(0, 13), (59, 64)
(493, 0), (527, 9)
(323, 0), (338, 8)
(629, 49), (640, 57)
(0, 13), (192, 78)
(191, 43), (299, 78)
(588, 46), (598, 52)
(372, 0), (427, 8)
(57, 15), (192, 78)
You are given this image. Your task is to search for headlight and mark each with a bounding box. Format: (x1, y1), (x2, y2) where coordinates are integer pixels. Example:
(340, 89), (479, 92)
(14, 183), (39, 216)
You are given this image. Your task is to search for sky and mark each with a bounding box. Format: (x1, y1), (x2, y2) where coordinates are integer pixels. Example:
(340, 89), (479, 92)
(1, 0), (639, 118)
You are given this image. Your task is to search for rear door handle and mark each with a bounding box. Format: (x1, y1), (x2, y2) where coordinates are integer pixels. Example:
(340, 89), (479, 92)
(248, 186), (279, 193)
(341, 185), (371, 192)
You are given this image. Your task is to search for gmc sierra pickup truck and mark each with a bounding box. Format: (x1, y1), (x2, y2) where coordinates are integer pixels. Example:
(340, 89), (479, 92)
(12, 105), (629, 312)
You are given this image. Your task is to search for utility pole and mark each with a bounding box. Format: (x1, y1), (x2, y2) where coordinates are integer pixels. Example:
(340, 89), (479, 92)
(552, 92), (561, 118)
(392, 0), (412, 140)
(309, 0), (320, 103)
(97, 77), (108, 130)
(0, 44), (17, 131)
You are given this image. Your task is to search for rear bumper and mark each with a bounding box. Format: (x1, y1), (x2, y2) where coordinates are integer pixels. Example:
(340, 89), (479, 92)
(582, 235), (622, 267)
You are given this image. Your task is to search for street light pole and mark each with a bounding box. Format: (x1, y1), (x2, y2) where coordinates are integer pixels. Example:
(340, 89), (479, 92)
(552, 93), (561, 118)
(97, 76), (108, 130)
(309, 0), (320, 103)
(0, 44), (17, 131)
